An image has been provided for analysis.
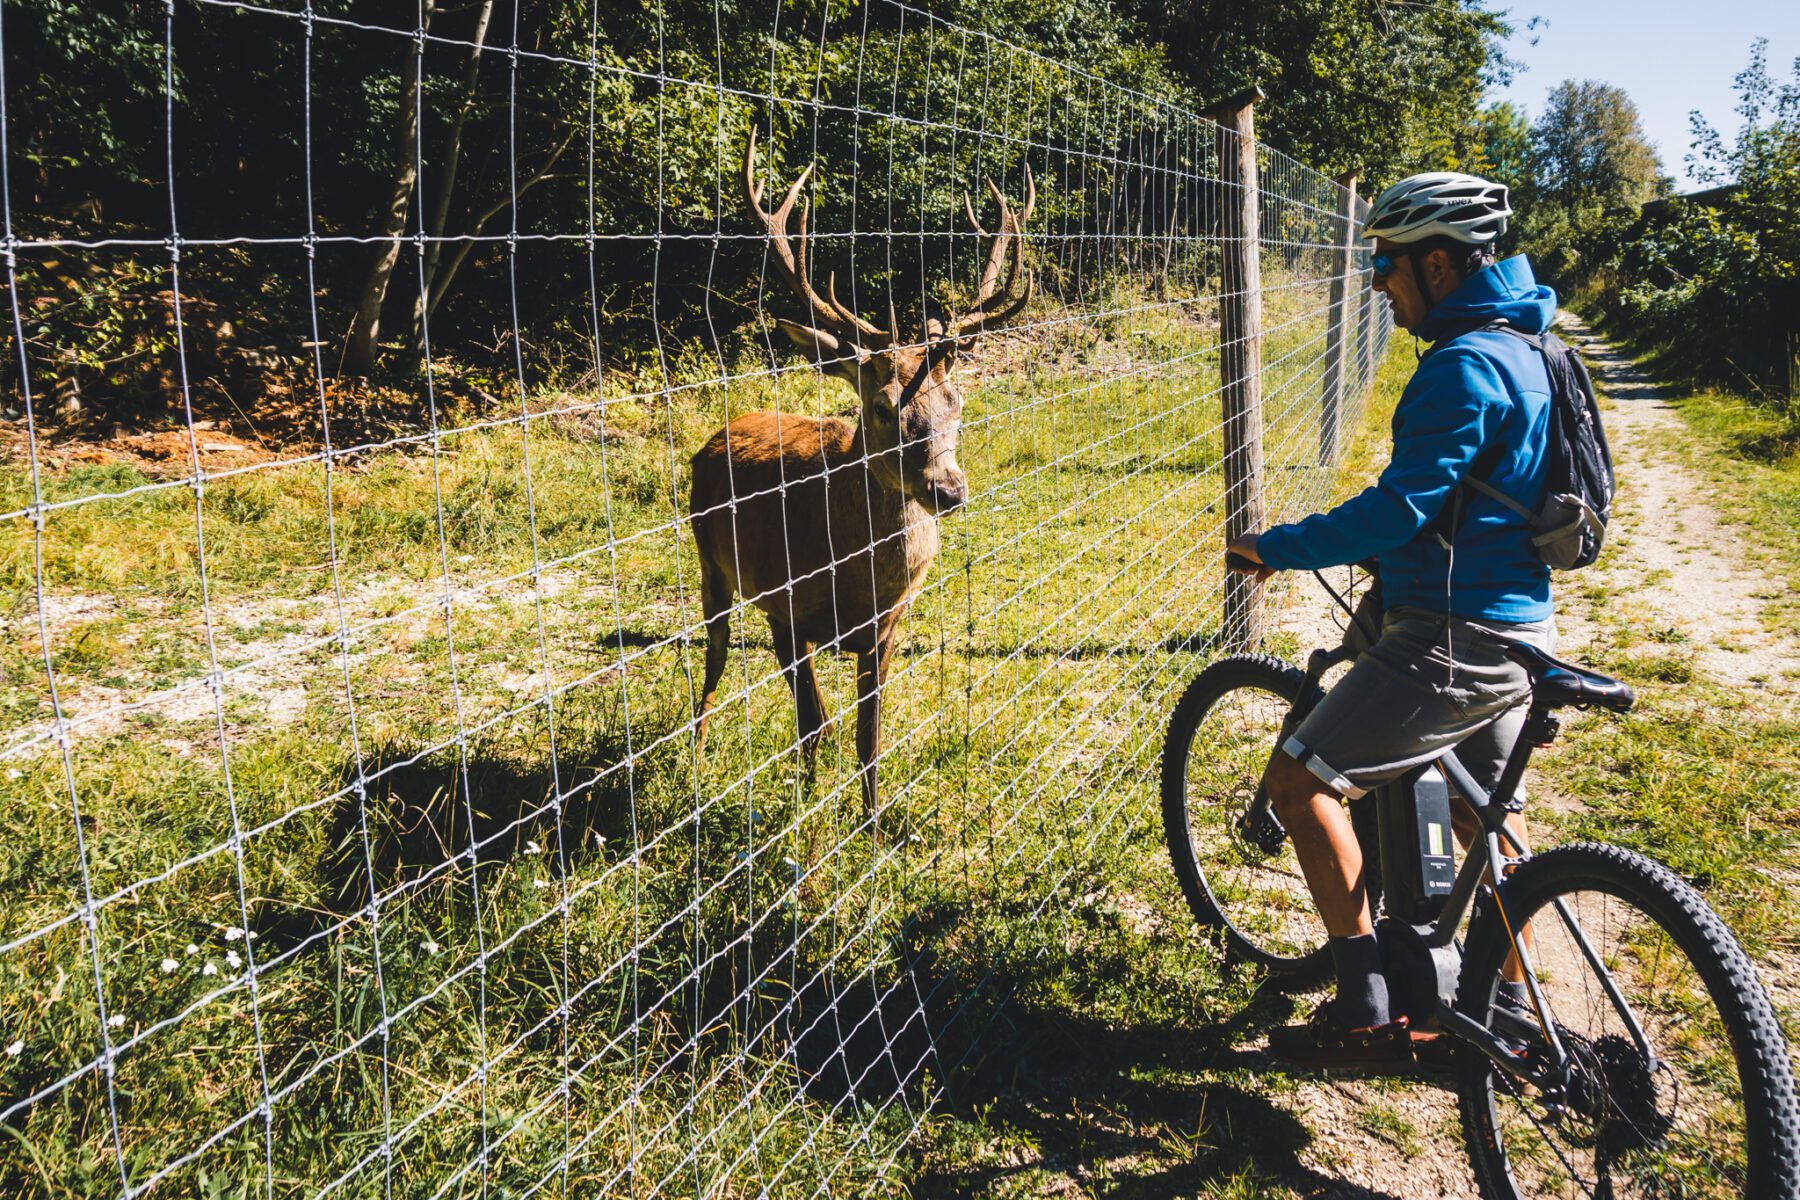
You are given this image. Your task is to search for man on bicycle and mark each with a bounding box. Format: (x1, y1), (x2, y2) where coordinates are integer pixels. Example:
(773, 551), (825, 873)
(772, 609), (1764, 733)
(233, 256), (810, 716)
(1227, 172), (1557, 1070)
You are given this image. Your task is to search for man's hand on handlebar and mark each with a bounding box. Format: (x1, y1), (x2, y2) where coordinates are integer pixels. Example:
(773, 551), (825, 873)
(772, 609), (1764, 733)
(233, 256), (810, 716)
(1225, 533), (1278, 582)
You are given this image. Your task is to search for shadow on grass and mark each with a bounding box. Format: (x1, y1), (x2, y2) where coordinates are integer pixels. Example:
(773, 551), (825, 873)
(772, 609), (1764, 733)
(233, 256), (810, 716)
(734, 906), (1407, 1199)
(906, 972), (1411, 1199)
(289, 714), (673, 942)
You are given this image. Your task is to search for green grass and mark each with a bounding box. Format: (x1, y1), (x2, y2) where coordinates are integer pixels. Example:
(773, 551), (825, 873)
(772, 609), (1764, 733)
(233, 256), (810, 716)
(0, 263), (1398, 1200)
(24, 302), (1795, 1199)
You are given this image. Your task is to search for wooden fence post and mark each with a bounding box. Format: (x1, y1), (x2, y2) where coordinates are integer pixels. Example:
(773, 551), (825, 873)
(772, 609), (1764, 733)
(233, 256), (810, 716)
(1319, 171), (1358, 465)
(1211, 86), (1266, 650)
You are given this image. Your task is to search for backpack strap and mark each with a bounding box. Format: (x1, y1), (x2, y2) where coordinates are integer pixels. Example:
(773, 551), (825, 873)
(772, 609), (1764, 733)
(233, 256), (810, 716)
(1433, 435), (1512, 549)
(1424, 318), (1525, 548)
(1463, 473), (1535, 522)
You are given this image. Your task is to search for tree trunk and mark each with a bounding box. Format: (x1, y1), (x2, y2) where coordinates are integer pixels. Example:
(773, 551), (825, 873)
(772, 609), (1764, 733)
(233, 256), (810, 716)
(343, 1), (435, 376)
(411, 0), (495, 351)
(419, 129), (574, 329)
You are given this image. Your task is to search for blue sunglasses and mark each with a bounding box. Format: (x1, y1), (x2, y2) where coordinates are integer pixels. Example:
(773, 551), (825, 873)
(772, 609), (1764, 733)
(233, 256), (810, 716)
(1371, 250), (1411, 279)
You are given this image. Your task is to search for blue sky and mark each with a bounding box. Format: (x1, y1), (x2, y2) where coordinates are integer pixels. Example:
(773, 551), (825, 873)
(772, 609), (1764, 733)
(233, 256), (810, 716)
(1487, 1), (1800, 191)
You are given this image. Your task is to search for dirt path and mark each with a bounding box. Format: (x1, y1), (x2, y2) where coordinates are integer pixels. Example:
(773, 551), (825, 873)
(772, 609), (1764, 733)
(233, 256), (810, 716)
(1552, 311), (1800, 700)
(1236, 313), (1800, 1199)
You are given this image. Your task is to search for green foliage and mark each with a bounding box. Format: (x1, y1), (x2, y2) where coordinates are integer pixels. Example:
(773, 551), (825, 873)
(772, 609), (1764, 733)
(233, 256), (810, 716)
(1532, 80), (1664, 211)
(1133, 0), (1513, 184)
(1498, 81), (1664, 287)
(1592, 41), (1800, 406)
(1462, 100), (1534, 198)
(3, 0), (1503, 428)
(5, 0), (166, 190)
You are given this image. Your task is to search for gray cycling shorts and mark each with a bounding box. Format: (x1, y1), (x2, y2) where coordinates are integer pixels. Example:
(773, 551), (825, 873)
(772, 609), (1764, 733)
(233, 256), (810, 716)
(1283, 604), (1556, 813)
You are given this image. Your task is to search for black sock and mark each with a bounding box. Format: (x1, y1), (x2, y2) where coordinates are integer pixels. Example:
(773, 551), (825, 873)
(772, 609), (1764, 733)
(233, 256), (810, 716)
(1329, 933), (1391, 1027)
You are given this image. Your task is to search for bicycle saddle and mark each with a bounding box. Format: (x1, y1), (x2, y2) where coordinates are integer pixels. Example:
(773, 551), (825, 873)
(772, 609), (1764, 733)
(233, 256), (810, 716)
(1503, 642), (1636, 713)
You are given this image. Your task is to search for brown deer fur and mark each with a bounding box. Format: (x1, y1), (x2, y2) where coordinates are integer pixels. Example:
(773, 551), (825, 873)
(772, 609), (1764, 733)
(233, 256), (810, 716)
(690, 131), (1032, 831)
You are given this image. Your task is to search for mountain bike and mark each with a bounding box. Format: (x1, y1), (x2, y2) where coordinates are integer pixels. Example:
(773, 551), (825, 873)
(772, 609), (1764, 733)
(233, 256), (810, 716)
(1161, 561), (1800, 1199)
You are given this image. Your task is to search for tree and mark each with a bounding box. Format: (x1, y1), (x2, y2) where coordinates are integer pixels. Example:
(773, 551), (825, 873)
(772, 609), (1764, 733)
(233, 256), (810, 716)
(1602, 39), (1800, 399)
(1470, 101), (1534, 198)
(1532, 80), (1663, 211)
(1687, 38), (1800, 272)
(1125, 0), (1513, 184)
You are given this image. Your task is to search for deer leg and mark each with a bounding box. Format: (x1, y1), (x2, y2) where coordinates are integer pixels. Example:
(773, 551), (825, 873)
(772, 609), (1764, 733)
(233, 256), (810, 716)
(694, 561), (733, 760)
(770, 621), (829, 776)
(855, 638), (894, 837)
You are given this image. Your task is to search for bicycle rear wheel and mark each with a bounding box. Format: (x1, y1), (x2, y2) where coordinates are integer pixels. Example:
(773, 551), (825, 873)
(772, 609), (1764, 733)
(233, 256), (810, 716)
(1455, 842), (1800, 1200)
(1160, 654), (1332, 986)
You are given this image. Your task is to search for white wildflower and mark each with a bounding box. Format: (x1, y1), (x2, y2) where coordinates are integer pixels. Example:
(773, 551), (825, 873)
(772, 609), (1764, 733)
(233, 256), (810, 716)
(107, 1014), (125, 1029)
(421, 940), (440, 955)
(203, 962), (219, 976)
(525, 840), (542, 855)
(533, 878), (551, 890)
(5, 1040), (22, 1057)
(223, 927), (244, 942)
(185, 943), (199, 956)
(226, 951), (242, 970)
(160, 959), (179, 975)
(5, 769), (19, 781)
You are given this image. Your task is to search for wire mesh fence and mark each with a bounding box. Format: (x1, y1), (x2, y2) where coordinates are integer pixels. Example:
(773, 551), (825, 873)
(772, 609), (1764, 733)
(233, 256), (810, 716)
(1, 1), (1390, 1195)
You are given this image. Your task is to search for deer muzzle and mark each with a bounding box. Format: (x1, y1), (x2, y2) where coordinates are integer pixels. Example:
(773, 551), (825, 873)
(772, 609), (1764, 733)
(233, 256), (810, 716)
(922, 469), (968, 514)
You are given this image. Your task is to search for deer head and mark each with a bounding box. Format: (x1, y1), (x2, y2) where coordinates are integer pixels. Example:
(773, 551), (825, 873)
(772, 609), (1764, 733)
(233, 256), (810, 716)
(745, 128), (1035, 514)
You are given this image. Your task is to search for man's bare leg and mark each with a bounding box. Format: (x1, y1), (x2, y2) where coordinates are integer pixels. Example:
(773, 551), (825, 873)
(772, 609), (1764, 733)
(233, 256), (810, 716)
(1264, 751), (1394, 1030)
(1266, 751), (1370, 936)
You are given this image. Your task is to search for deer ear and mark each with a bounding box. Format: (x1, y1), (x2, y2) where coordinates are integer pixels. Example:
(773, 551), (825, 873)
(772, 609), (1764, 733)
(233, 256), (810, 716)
(778, 319), (869, 383)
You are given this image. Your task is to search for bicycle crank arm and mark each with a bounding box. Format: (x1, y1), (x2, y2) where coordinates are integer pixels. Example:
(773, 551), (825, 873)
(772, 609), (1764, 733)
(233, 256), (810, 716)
(1434, 1004), (1563, 1091)
(1235, 778), (1287, 855)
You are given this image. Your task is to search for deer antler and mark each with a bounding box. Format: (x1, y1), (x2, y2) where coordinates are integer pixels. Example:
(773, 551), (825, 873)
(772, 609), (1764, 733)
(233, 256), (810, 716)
(744, 127), (895, 348)
(946, 164), (1036, 342)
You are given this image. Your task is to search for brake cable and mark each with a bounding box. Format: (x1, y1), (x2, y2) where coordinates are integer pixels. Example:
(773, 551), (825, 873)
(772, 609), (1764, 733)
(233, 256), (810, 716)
(1313, 566), (1381, 647)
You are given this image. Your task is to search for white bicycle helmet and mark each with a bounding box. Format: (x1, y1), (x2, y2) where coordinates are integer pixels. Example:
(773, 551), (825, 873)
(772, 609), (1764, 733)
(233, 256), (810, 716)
(1362, 172), (1512, 244)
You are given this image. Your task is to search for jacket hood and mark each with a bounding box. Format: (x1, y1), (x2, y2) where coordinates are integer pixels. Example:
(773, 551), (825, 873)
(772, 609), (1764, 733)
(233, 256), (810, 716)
(1414, 254), (1557, 341)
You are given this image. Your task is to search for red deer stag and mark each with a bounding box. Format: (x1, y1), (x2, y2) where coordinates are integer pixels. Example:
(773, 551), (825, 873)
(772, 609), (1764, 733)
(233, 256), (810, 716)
(690, 129), (1034, 831)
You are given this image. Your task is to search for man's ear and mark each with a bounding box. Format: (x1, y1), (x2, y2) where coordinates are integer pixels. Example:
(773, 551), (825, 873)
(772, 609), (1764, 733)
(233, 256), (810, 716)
(1424, 247), (1456, 295)
(778, 319), (869, 383)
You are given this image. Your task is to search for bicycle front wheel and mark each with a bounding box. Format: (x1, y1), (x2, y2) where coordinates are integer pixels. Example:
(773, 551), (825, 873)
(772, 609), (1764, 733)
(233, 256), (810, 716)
(1456, 842), (1800, 1200)
(1160, 654), (1332, 986)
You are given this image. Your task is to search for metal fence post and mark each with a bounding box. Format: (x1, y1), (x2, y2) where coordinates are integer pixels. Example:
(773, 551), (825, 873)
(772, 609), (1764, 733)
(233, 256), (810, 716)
(1211, 86), (1266, 650)
(1319, 171), (1358, 465)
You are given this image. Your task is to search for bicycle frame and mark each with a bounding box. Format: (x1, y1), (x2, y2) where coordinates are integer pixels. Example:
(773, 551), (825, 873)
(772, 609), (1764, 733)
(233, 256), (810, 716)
(1257, 638), (1659, 1088)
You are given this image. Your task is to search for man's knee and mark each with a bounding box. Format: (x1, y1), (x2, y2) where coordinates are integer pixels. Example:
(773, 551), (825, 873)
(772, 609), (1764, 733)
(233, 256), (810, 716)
(1265, 749), (1342, 822)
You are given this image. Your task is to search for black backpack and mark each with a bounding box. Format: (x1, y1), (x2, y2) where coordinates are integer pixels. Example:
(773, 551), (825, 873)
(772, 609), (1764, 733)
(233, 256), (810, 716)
(1432, 320), (1616, 570)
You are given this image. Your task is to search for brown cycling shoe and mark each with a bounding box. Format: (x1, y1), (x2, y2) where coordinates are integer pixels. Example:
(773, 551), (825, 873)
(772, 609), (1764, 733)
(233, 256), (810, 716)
(1266, 1003), (1416, 1074)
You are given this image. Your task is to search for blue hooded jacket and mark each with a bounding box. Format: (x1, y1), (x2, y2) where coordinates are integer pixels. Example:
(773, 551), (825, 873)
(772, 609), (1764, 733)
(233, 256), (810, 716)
(1256, 255), (1558, 622)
